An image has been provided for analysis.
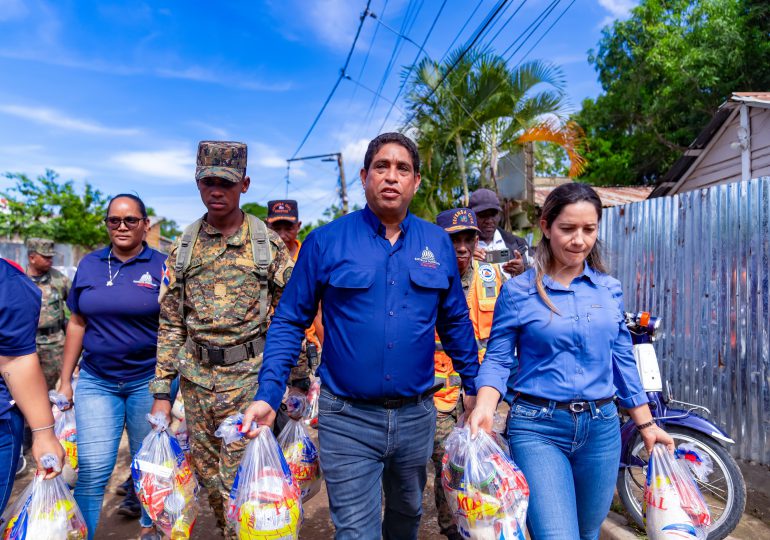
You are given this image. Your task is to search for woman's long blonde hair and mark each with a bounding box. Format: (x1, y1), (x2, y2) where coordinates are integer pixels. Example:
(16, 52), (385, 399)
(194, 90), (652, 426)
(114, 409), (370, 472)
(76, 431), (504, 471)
(534, 183), (608, 313)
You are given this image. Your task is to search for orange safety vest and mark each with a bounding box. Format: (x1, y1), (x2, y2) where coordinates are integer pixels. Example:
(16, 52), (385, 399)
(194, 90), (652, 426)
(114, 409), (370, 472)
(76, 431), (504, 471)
(292, 239), (323, 349)
(433, 260), (503, 412)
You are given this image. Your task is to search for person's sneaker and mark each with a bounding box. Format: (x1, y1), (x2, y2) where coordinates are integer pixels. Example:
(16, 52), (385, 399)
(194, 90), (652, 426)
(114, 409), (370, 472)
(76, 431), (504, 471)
(117, 482), (142, 519)
(115, 475), (132, 496)
(14, 453), (26, 477)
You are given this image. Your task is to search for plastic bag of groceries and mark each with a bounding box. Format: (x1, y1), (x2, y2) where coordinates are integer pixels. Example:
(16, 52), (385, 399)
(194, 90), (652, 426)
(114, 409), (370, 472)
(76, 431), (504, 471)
(170, 396), (190, 457)
(131, 413), (199, 539)
(441, 427), (529, 540)
(216, 414), (302, 540)
(0, 454), (87, 539)
(644, 443), (711, 539)
(276, 418), (322, 502)
(303, 378), (320, 427)
(49, 390), (78, 487)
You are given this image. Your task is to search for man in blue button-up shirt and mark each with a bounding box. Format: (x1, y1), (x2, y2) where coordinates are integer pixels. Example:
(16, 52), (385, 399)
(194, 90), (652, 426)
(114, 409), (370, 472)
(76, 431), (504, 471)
(243, 133), (479, 539)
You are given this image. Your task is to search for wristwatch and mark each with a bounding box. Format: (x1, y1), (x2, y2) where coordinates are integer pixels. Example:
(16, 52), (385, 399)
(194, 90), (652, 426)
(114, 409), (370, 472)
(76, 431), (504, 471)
(635, 420), (656, 431)
(153, 393), (172, 402)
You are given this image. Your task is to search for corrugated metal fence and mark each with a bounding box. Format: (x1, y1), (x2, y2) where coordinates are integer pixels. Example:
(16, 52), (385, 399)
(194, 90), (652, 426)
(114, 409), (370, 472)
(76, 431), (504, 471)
(600, 177), (770, 464)
(0, 242), (82, 271)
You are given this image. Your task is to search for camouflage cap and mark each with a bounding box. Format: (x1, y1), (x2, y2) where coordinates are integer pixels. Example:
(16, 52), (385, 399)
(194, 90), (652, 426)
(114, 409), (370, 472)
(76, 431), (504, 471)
(25, 237), (56, 257)
(195, 141), (247, 183)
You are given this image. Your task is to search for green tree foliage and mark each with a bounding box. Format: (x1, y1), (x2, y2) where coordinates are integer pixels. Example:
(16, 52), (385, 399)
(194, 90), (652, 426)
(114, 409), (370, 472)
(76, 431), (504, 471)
(404, 47), (566, 218)
(535, 142), (570, 177)
(1, 170), (110, 248)
(241, 202), (268, 220)
(575, 0), (770, 185)
(146, 207), (182, 240)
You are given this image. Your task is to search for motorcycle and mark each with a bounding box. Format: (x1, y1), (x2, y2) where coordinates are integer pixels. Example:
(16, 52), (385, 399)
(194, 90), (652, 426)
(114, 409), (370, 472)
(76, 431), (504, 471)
(617, 311), (746, 539)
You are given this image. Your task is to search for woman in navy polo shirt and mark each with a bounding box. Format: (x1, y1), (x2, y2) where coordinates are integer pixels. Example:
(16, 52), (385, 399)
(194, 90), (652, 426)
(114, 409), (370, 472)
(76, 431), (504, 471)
(0, 258), (65, 513)
(59, 194), (165, 540)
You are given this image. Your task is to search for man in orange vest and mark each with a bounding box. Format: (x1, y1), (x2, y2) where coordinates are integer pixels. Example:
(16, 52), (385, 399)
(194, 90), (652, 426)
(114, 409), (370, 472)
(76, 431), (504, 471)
(266, 200), (323, 428)
(431, 207), (505, 540)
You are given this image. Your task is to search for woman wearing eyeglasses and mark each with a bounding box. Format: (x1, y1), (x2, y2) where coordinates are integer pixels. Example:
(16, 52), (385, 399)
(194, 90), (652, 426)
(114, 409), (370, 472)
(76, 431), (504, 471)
(59, 194), (166, 540)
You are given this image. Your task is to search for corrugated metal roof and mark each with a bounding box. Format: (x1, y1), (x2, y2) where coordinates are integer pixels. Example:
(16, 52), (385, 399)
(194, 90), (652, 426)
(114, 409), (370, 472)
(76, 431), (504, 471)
(534, 185), (654, 207)
(732, 91), (770, 105)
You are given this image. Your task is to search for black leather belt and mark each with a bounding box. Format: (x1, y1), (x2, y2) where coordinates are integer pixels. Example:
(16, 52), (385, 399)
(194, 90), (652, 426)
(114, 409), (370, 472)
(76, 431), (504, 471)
(37, 326), (62, 336)
(517, 393), (614, 413)
(185, 337), (265, 366)
(345, 383), (443, 410)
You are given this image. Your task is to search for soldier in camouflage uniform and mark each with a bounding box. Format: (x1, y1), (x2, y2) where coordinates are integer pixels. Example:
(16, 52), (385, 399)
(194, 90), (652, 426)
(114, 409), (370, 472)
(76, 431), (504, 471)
(25, 238), (69, 389)
(432, 209), (505, 540)
(149, 141), (294, 539)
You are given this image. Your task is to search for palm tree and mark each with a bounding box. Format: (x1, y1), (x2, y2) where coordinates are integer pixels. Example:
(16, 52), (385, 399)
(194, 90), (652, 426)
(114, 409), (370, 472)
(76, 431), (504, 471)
(404, 47), (577, 212)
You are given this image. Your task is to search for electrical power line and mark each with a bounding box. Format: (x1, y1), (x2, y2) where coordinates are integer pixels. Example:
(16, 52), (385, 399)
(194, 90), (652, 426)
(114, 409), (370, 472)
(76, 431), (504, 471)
(501, 0), (560, 60)
(439, 0), (484, 62)
(290, 0), (373, 160)
(509, 0), (576, 70)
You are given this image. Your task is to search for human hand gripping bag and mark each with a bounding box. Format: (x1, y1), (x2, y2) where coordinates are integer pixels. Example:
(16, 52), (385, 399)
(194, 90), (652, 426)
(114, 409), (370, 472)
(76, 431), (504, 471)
(216, 414), (303, 540)
(644, 443), (712, 539)
(0, 454), (87, 539)
(441, 426), (529, 539)
(49, 390), (78, 487)
(131, 413), (200, 539)
(276, 417), (322, 502)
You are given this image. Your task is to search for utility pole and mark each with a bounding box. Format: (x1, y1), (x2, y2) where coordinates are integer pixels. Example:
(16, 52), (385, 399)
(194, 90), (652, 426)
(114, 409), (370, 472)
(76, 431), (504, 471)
(336, 153), (348, 215)
(286, 152), (349, 215)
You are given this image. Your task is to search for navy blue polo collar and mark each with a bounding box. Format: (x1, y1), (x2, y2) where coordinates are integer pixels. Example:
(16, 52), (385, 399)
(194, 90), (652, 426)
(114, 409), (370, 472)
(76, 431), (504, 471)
(98, 242), (152, 262)
(362, 204), (412, 238)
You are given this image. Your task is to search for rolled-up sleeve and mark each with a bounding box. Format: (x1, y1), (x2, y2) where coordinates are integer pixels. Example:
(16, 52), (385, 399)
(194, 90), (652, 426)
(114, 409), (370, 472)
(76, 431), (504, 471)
(609, 283), (648, 409)
(475, 284), (519, 399)
(257, 231), (322, 410)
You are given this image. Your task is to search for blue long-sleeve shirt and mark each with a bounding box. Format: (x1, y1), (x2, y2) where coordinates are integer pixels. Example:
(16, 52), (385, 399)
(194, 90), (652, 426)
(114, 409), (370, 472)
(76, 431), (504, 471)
(475, 264), (648, 409)
(257, 205), (479, 411)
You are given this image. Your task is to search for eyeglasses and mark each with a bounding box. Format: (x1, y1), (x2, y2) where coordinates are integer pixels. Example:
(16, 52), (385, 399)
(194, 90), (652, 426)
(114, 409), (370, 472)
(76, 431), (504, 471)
(104, 216), (145, 230)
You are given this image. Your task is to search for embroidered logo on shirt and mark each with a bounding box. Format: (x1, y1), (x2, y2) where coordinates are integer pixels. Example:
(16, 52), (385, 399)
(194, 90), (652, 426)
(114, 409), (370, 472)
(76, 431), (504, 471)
(414, 246), (440, 268)
(133, 272), (157, 288)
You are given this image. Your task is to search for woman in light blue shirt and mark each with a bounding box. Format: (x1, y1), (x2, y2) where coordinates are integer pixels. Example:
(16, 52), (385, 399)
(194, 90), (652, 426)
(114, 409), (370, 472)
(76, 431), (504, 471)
(470, 183), (673, 540)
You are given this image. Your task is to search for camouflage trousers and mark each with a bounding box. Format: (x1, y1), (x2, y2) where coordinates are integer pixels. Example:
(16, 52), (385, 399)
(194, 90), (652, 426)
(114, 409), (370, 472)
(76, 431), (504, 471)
(181, 378), (255, 540)
(37, 333), (64, 389)
(431, 401), (463, 538)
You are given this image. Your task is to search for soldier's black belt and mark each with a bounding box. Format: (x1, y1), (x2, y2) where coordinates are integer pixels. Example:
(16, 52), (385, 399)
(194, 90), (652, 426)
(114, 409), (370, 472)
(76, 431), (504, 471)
(185, 337), (265, 366)
(37, 326), (62, 336)
(343, 382), (444, 410)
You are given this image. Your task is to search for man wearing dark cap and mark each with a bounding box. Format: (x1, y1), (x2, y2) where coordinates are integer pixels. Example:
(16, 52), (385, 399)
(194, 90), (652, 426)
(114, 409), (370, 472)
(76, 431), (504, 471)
(25, 237), (69, 389)
(469, 188), (529, 277)
(149, 141), (294, 539)
(266, 199), (322, 425)
(431, 208), (505, 540)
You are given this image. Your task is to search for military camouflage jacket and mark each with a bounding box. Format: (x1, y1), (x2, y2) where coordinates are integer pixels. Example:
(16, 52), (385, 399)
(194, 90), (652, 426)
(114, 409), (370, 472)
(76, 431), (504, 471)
(27, 267), (70, 345)
(150, 215), (294, 394)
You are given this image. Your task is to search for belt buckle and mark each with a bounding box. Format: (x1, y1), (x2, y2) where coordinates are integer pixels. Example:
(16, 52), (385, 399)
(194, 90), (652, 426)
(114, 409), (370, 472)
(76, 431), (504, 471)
(207, 348), (226, 366)
(569, 401), (588, 413)
(383, 399), (402, 409)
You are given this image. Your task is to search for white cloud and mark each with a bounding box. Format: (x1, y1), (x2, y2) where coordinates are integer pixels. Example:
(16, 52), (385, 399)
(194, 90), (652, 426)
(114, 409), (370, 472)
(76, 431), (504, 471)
(597, 0), (637, 25)
(250, 142), (287, 169)
(111, 148), (194, 181)
(0, 0), (28, 22)
(155, 67), (292, 92)
(0, 104), (141, 136)
(342, 138), (369, 170)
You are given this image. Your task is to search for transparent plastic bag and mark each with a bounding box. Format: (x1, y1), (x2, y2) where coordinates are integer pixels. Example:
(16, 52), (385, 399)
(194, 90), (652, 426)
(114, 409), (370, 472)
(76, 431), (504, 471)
(644, 444), (712, 539)
(283, 388), (307, 421)
(441, 427), (529, 539)
(49, 390), (78, 487)
(217, 415), (302, 540)
(170, 396), (190, 456)
(0, 454), (87, 539)
(131, 413), (200, 539)
(303, 378), (320, 427)
(276, 418), (322, 502)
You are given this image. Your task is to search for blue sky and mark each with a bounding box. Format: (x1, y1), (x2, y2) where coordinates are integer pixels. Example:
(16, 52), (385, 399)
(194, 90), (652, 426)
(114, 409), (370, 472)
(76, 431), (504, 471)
(0, 0), (637, 228)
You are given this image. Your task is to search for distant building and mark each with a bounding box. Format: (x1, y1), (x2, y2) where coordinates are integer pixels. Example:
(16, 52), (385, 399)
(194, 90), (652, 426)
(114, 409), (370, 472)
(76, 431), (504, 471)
(650, 92), (770, 197)
(146, 216), (174, 253)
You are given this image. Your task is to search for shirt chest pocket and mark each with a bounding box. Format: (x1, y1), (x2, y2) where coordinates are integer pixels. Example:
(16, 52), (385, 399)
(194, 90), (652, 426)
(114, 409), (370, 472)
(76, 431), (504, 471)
(407, 267), (448, 324)
(327, 265), (376, 322)
(187, 260), (260, 323)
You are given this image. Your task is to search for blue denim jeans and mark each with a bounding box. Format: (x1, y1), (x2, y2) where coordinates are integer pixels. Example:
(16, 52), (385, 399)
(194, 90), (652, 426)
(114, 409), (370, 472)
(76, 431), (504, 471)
(317, 388), (437, 540)
(74, 369), (155, 537)
(0, 407), (24, 514)
(507, 398), (621, 540)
